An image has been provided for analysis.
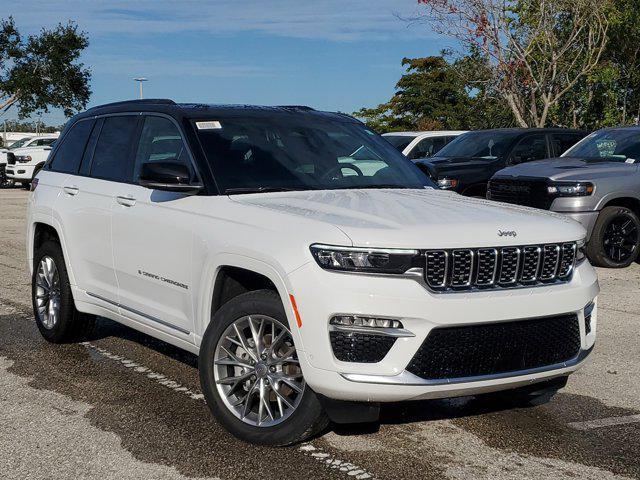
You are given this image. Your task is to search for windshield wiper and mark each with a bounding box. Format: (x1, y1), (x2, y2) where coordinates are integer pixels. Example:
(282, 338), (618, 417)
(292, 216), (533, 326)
(224, 186), (299, 195)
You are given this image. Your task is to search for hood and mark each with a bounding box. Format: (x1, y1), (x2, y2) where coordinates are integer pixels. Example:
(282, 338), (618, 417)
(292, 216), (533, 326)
(496, 157), (639, 182)
(230, 188), (585, 249)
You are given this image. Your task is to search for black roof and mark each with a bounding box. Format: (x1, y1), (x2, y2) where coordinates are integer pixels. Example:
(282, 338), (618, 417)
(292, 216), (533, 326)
(77, 98), (355, 123)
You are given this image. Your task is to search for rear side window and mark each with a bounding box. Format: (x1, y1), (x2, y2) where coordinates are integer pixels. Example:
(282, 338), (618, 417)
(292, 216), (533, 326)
(552, 133), (584, 156)
(49, 120), (94, 174)
(90, 116), (139, 182)
(511, 134), (548, 163)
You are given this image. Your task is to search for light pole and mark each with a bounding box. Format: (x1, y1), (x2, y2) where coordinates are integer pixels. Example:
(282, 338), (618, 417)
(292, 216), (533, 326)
(133, 77), (148, 99)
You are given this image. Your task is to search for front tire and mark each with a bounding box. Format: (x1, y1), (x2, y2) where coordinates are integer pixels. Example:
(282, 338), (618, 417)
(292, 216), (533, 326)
(587, 206), (640, 268)
(199, 290), (328, 446)
(32, 240), (95, 343)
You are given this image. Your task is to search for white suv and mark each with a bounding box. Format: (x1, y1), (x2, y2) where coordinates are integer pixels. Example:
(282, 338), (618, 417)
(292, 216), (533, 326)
(383, 130), (467, 160)
(6, 134), (58, 187)
(27, 100), (599, 445)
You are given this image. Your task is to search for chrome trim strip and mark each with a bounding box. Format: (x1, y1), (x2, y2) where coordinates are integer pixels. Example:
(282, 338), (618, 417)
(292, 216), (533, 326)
(329, 325), (415, 338)
(86, 292), (191, 335)
(311, 243), (419, 255)
(340, 347), (594, 386)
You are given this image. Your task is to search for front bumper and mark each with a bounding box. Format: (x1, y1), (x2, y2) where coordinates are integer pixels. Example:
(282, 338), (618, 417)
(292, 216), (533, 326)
(289, 260), (598, 402)
(5, 164), (35, 181)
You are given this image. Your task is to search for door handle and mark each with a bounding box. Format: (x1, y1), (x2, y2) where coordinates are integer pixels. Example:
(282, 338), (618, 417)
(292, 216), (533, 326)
(63, 186), (79, 196)
(116, 195), (137, 207)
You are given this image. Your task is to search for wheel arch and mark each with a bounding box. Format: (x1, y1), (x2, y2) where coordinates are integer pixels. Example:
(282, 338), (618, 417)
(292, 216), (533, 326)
(29, 219), (76, 285)
(196, 255), (303, 351)
(599, 196), (640, 218)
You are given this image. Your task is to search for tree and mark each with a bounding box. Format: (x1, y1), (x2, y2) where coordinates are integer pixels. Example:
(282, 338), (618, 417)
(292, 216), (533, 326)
(354, 54), (514, 132)
(414, 0), (611, 127)
(0, 17), (91, 118)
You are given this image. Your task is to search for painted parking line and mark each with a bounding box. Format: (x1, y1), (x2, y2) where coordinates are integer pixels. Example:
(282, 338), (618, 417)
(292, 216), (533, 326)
(568, 414), (640, 431)
(80, 342), (376, 480)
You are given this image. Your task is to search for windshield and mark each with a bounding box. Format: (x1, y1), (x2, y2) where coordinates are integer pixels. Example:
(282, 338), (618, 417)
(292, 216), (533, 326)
(434, 130), (521, 160)
(383, 135), (415, 152)
(195, 116), (433, 193)
(8, 137), (32, 150)
(562, 129), (640, 162)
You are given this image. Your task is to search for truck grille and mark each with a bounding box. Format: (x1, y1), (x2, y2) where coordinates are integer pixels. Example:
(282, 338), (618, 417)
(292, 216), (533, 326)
(6, 153), (16, 165)
(425, 242), (576, 291)
(406, 313), (581, 380)
(487, 178), (552, 209)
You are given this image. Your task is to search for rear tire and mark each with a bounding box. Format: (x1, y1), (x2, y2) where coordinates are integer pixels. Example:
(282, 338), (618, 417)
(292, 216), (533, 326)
(199, 289), (328, 446)
(587, 206), (640, 268)
(32, 240), (95, 343)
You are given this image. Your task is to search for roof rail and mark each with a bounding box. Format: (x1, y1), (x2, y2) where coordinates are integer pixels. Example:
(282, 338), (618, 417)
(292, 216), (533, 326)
(87, 99), (176, 111)
(276, 105), (316, 111)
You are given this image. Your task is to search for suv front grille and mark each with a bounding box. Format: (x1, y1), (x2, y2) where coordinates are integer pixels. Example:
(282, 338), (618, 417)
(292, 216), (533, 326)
(487, 178), (552, 209)
(425, 242), (576, 292)
(406, 313), (581, 380)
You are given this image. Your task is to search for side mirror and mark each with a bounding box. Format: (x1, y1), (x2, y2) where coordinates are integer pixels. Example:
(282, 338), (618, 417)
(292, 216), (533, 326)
(139, 162), (203, 194)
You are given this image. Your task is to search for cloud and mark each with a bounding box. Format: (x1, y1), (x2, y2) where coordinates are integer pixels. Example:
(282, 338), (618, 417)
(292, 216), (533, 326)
(10, 0), (430, 42)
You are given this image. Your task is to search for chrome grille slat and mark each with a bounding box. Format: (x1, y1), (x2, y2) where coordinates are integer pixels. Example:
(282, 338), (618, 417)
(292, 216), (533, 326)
(499, 247), (520, 284)
(451, 250), (474, 287)
(476, 249), (498, 286)
(540, 244), (561, 280)
(520, 246), (542, 282)
(424, 242), (577, 292)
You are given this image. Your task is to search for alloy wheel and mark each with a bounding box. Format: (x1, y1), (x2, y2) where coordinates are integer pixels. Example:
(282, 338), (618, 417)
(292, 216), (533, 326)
(603, 214), (639, 263)
(213, 315), (305, 427)
(34, 256), (61, 329)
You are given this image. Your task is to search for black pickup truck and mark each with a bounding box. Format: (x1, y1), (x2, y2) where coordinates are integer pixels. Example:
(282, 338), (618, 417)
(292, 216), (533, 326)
(414, 128), (586, 197)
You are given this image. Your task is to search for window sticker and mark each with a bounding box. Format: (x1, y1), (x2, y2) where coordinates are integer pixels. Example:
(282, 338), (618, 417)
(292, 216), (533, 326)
(196, 121), (222, 130)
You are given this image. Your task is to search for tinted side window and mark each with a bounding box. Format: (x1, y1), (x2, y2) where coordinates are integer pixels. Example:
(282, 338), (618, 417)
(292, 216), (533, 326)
(90, 116), (139, 182)
(133, 116), (192, 182)
(511, 134), (548, 163)
(552, 133), (583, 156)
(49, 120), (94, 174)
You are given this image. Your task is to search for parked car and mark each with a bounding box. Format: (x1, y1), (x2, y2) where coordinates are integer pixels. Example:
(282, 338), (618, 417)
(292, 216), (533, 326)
(5, 134), (58, 187)
(414, 128), (587, 197)
(27, 99), (598, 445)
(489, 126), (640, 268)
(382, 131), (466, 160)
(1, 136), (35, 187)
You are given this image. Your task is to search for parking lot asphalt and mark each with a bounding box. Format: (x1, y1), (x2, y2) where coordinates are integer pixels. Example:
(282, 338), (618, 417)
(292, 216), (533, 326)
(0, 188), (639, 480)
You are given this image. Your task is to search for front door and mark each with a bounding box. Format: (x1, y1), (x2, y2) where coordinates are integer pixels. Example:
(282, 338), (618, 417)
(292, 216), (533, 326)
(111, 114), (198, 337)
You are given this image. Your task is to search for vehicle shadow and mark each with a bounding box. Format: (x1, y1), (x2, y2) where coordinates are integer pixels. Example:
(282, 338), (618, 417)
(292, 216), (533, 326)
(89, 316), (542, 432)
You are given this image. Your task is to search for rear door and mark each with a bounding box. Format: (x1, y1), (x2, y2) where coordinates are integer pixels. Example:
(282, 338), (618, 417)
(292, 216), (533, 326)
(111, 114), (198, 337)
(57, 115), (139, 305)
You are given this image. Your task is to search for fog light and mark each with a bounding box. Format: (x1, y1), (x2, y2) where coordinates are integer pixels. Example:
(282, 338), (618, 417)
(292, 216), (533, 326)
(330, 315), (403, 329)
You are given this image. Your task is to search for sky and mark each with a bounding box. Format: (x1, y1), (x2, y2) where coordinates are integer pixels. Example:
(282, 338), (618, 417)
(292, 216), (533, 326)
(4, 0), (452, 126)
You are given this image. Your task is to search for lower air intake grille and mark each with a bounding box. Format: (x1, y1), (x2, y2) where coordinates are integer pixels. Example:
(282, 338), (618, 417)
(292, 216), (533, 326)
(330, 331), (396, 363)
(406, 313), (581, 380)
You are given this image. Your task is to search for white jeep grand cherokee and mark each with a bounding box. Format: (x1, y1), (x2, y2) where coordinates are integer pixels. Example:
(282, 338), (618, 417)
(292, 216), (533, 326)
(27, 100), (598, 445)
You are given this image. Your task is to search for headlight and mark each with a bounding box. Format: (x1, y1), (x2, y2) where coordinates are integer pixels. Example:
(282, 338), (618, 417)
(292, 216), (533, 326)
(16, 155), (32, 163)
(310, 244), (419, 274)
(437, 177), (458, 189)
(576, 238), (587, 262)
(547, 182), (594, 197)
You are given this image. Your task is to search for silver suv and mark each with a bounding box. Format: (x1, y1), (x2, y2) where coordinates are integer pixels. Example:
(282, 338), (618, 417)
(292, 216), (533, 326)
(489, 126), (640, 268)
